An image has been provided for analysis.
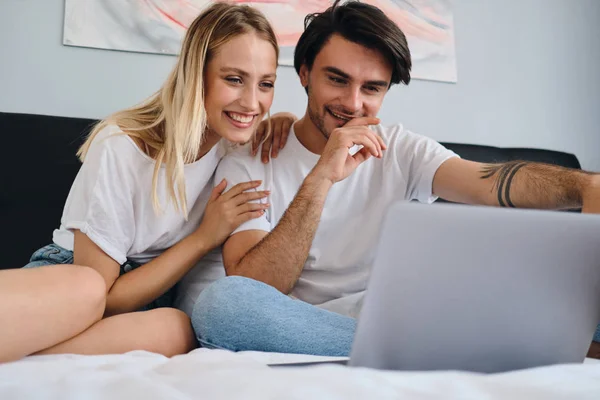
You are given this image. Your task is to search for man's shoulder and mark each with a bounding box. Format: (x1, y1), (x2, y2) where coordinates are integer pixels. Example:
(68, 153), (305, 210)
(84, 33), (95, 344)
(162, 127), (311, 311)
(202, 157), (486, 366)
(217, 142), (266, 176)
(220, 142), (260, 163)
(373, 122), (404, 137)
(374, 123), (419, 144)
(376, 123), (441, 146)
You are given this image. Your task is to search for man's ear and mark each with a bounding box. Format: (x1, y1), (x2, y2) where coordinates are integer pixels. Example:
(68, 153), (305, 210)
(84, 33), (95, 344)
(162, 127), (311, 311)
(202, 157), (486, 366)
(299, 64), (309, 88)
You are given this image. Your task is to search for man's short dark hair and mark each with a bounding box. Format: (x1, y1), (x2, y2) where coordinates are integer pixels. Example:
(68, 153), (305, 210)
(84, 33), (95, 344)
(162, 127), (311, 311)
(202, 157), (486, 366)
(293, 0), (411, 86)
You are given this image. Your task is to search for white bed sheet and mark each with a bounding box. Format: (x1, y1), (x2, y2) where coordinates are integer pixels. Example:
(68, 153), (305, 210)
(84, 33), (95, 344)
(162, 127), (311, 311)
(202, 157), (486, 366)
(1, 350), (599, 399)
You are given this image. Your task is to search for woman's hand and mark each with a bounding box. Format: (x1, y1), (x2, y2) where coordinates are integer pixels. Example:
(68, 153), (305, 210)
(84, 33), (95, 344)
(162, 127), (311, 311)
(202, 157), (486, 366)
(252, 112), (298, 163)
(196, 179), (270, 250)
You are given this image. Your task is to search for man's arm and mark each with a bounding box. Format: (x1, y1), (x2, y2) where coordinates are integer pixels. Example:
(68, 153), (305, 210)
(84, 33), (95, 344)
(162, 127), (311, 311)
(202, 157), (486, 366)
(222, 116), (384, 293)
(223, 175), (331, 294)
(433, 158), (600, 211)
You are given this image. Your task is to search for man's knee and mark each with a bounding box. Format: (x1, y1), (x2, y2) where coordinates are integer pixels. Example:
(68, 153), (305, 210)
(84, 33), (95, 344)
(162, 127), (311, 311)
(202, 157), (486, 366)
(196, 275), (276, 310)
(207, 275), (273, 296)
(193, 276), (263, 319)
(191, 276), (278, 348)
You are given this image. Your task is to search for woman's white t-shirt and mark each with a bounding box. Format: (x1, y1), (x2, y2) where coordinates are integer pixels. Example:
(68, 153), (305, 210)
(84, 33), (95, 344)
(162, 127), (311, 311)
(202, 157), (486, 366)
(53, 125), (225, 265)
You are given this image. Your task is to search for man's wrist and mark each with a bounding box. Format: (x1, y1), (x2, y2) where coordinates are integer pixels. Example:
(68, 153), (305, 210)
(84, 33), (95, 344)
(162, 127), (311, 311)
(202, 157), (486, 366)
(305, 169), (335, 191)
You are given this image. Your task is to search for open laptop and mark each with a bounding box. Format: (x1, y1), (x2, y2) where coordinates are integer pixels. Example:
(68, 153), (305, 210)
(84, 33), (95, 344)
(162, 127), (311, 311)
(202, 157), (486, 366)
(273, 202), (600, 372)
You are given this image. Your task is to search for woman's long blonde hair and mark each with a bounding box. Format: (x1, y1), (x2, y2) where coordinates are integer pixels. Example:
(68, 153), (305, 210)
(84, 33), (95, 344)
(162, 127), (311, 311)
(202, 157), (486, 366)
(78, 3), (278, 217)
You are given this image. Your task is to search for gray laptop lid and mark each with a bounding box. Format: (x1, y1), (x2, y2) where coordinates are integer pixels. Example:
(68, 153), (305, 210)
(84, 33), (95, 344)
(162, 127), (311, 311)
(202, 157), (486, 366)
(350, 202), (600, 373)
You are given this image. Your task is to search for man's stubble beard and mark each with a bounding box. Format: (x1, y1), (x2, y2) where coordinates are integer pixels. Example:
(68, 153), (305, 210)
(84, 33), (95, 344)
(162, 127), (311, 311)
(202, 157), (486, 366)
(306, 82), (330, 141)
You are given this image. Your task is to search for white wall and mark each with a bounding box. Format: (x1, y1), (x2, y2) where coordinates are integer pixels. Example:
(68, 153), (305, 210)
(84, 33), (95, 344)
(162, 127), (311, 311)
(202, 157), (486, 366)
(1, 0), (599, 170)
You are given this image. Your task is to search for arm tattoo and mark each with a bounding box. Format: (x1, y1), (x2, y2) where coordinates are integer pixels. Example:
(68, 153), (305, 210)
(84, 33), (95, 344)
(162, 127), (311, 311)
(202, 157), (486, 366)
(479, 161), (595, 209)
(480, 161), (529, 207)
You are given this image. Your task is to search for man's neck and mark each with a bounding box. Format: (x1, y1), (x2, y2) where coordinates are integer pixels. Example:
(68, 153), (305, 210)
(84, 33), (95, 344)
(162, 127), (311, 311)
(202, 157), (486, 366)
(294, 115), (328, 156)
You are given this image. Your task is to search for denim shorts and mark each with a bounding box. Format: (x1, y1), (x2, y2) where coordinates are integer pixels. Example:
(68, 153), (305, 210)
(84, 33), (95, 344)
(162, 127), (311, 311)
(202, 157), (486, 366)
(23, 243), (175, 311)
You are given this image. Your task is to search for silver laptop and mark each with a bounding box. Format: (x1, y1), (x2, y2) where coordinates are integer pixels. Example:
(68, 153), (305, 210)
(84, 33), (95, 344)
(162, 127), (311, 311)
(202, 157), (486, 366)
(349, 202), (600, 373)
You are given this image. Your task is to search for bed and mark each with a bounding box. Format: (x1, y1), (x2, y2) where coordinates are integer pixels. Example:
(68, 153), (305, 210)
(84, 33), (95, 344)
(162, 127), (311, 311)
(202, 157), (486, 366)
(1, 350), (599, 399)
(2, 112), (598, 398)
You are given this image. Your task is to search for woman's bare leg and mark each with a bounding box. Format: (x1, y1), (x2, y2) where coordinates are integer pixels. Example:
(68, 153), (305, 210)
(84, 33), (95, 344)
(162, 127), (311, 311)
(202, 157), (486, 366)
(36, 308), (196, 357)
(0, 265), (106, 363)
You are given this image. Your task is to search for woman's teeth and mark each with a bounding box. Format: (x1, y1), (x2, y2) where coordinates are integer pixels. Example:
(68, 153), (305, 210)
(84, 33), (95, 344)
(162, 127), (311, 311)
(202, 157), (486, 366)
(227, 112), (253, 123)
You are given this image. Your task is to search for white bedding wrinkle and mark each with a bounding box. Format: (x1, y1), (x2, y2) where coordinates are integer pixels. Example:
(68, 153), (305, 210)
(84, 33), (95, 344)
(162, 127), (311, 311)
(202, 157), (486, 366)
(1, 350), (599, 399)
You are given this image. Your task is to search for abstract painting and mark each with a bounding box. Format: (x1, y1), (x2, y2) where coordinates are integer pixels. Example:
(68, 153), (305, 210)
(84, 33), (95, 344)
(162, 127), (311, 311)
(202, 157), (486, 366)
(64, 0), (457, 83)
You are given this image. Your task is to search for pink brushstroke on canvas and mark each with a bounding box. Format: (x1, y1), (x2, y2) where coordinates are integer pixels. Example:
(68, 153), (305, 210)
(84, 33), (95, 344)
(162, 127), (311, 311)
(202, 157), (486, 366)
(63, 0), (457, 83)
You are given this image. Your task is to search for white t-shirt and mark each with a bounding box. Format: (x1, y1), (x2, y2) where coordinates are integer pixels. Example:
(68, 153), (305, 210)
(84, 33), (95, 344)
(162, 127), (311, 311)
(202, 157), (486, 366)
(178, 123), (457, 318)
(52, 125), (225, 266)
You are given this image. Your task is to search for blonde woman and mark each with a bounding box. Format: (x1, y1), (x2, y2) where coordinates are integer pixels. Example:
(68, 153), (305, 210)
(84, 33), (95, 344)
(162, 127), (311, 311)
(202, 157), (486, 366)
(1, 3), (282, 363)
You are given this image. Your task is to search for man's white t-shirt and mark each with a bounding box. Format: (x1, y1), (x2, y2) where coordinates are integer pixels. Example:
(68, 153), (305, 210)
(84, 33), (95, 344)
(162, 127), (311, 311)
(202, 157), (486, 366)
(52, 125), (225, 266)
(178, 123), (457, 318)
